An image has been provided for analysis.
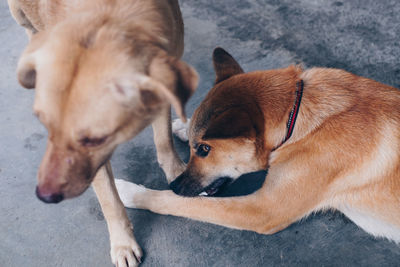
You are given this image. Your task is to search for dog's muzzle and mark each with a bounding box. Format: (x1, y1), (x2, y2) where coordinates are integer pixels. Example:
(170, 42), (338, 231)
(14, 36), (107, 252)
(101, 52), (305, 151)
(35, 186), (64, 204)
(170, 172), (232, 197)
(199, 177), (232, 196)
(169, 172), (203, 196)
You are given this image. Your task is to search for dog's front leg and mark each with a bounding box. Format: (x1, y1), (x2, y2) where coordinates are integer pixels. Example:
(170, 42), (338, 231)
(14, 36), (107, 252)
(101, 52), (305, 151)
(92, 162), (143, 267)
(115, 178), (319, 235)
(152, 107), (186, 183)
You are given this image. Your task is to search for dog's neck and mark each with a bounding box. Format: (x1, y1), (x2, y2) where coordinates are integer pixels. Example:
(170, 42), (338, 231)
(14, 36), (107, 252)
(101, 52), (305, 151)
(248, 66), (303, 151)
(271, 68), (354, 151)
(272, 80), (304, 151)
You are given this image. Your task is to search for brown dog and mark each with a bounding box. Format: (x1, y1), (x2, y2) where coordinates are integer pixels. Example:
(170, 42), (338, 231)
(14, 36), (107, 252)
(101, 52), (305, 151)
(8, 0), (198, 266)
(116, 47), (400, 244)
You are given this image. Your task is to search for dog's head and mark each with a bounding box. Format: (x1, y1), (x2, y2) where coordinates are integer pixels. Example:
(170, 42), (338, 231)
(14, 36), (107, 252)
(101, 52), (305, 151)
(17, 19), (197, 203)
(170, 48), (268, 196)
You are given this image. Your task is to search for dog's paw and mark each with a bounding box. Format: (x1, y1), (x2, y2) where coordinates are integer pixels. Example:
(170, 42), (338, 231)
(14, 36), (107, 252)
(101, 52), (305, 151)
(172, 118), (190, 142)
(115, 179), (147, 209)
(110, 236), (143, 267)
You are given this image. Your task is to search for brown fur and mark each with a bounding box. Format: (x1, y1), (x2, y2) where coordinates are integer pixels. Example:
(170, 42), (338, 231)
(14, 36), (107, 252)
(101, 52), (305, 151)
(116, 47), (400, 245)
(8, 0), (198, 266)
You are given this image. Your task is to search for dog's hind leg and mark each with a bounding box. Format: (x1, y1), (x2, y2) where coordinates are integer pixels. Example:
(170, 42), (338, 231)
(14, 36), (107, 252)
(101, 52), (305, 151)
(92, 161), (143, 266)
(152, 107), (186, 183)
(335, 183), (400, 242)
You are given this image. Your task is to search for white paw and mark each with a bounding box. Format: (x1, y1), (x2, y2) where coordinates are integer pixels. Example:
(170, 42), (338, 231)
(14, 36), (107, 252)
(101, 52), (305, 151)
(110, 236), (143, 267)
(172, 118), (190, 142)
(115, 179), (147, 209)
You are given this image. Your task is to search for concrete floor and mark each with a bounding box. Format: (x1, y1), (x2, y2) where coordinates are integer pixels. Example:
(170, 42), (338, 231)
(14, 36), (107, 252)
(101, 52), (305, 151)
(1, 0), (400, 266)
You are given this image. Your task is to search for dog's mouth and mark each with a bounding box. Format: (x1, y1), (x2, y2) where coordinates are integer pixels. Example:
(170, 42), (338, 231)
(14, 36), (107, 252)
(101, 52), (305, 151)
(199, 177), (232, 196)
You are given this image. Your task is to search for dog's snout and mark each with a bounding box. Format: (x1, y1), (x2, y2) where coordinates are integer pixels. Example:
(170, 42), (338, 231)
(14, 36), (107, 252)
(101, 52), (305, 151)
(35, 186), (64, 204)
(169, 172), (203, 197)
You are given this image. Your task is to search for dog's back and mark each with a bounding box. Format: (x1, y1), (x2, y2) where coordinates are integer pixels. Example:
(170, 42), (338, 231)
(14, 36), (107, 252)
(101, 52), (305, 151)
(8, 0), (184, 57)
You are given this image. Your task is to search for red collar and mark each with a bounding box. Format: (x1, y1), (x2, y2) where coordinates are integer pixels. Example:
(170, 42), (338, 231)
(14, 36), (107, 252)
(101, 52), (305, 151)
(273, 80), (304, 151)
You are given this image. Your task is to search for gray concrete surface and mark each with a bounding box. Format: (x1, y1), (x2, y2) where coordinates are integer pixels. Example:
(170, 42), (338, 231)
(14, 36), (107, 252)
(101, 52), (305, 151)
(1, 0), (400, 266)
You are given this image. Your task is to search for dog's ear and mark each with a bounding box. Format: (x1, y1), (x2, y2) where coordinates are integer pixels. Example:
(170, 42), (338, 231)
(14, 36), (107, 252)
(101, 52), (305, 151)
(213, 47), (244, 84)
(17, 52), (37, 89)
(16, 32), (48, 89)
(17, 60), (36, 89)
(109, 73), (196, 119)
(149, 56), (198, 122)
(203, 108), (254, 140)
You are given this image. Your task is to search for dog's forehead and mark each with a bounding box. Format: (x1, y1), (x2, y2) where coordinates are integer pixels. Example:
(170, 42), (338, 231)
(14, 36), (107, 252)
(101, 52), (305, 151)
(31, 51), (96, 128)
(189, 78), (247, 136)
(32, 35), (127, 98)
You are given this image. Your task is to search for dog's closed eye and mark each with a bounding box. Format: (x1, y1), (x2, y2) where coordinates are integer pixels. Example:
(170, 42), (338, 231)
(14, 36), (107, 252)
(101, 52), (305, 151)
(79, 136), (108, 147)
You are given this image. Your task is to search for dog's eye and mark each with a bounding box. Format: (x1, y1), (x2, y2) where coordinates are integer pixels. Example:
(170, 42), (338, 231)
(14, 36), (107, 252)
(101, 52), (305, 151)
(79, 136), (107, 147)
(196, 144), (211, 157)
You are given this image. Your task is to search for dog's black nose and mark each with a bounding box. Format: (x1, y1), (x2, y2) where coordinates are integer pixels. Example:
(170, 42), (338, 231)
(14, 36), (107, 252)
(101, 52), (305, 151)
(35, 186), (64, 204)
(169, 172), (203, 196)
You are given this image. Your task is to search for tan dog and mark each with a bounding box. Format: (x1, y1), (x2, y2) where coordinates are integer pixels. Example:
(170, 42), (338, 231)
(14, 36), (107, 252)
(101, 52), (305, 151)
(116, 47), (400, 245)
(8, 0), (198, 266)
